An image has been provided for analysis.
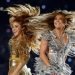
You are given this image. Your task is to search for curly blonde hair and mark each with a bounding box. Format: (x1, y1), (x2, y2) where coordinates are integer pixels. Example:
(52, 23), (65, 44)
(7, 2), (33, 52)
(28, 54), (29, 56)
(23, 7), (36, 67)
(7, 4), (40, 62)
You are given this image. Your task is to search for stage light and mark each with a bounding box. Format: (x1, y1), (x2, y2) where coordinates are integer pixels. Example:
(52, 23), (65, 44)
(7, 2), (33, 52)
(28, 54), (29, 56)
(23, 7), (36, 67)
(6, 0), (11, 3)
(68, 58), (72, 63)
(0, 7), (4, 11)
(6, 29), (11, 33)
(41, 5), (46, 9)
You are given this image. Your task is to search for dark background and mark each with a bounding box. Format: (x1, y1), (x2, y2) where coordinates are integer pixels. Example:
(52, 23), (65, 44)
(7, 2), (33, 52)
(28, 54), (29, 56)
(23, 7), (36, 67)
(0, 0), (75, 75)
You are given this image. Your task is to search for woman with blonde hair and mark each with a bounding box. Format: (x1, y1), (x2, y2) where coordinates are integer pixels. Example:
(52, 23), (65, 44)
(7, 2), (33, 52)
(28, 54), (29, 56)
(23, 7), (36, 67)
(6, 4), (41, 75)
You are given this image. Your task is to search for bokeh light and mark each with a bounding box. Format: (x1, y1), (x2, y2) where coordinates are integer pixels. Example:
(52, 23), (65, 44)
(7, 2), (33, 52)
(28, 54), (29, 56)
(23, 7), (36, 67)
(6, 28), (11, 33)
(41, 5), (46, 9)
(68, 58), (72, 63)
(6, 0), (11, 3)
(0, 7), (4, 11)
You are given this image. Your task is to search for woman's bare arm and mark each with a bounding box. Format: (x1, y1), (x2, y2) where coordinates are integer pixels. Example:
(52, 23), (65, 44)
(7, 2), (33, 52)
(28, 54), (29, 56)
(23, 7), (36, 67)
(8, 60), (26, 75)
(40, 39), (50, 66)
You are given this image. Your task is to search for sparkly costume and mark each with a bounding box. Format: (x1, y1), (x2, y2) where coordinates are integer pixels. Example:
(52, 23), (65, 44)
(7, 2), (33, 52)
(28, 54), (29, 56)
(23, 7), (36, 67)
(9, 39), (32, 75)
(34, 30), (75, 75)
(6, 6), (75, 75)
(6, 4), (41, 75)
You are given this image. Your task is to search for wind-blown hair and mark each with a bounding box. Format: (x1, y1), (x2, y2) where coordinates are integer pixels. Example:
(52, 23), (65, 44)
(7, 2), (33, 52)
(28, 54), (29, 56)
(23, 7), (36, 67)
(6, 4), (40, 63)
(6, 4), (40, 17)
(43, 10), (72, 30)
(6, 5), (74, 57)
(6, 4), (41, 39)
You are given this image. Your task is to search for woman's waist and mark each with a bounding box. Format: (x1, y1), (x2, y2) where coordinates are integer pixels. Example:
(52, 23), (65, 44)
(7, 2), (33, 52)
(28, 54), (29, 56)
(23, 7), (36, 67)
(48, 54), (65, 65)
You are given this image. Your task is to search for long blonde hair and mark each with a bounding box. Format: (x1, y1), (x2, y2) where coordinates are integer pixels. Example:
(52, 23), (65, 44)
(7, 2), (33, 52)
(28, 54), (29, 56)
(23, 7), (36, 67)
(7, 4), (40, 61)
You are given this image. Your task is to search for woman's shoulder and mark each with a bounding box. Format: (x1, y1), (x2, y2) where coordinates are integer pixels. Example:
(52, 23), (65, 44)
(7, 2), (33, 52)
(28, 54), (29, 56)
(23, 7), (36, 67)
(41, 30), (52, 41)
